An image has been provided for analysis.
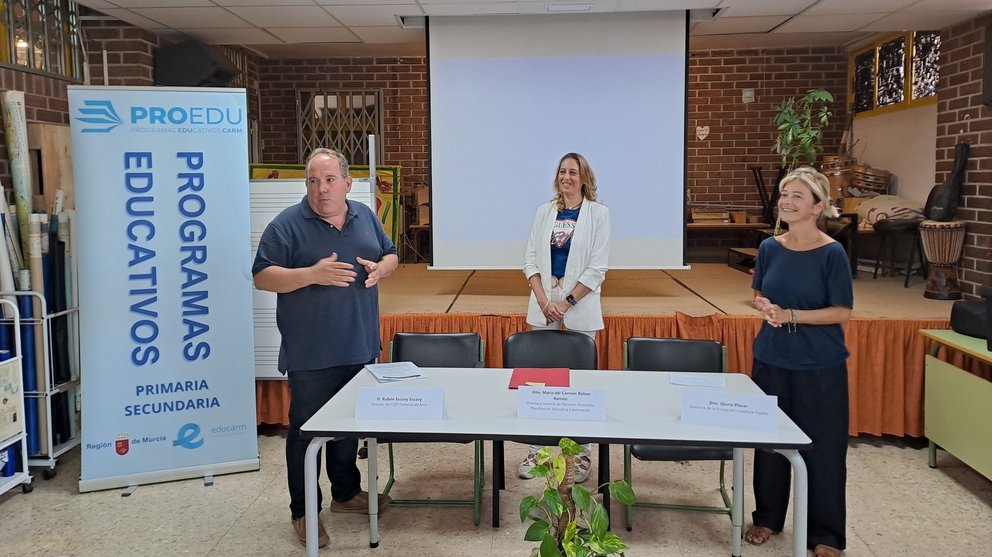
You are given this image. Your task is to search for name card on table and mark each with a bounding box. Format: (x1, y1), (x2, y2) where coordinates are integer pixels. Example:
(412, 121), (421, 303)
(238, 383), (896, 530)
(681, 391), (778, 431)
(517, 387), (606, 421)
(356, 388), (444, 420)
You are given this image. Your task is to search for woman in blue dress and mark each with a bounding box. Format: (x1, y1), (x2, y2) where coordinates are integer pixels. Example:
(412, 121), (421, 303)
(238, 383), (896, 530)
(745, 166), (853, 557)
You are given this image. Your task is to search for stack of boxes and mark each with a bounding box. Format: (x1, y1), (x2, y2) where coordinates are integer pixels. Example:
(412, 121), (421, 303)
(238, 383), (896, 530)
(416, 187), (430, 225)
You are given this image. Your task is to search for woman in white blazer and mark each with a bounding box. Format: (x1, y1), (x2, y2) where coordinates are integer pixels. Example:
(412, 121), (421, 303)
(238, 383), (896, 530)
(519, 152), (611, 482)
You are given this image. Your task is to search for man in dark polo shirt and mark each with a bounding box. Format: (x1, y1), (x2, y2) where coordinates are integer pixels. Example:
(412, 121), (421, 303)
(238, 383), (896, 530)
(252, 147), (398, 548)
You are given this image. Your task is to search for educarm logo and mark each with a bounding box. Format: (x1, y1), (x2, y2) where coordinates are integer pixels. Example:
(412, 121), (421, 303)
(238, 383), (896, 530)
(75, 100), (123, 133)
(173, 423), (204, 450)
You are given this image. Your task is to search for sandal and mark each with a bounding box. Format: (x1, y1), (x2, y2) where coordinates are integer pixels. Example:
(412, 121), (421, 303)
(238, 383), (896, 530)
(744, 525), (777, 546)
(814, 544), (842, 557)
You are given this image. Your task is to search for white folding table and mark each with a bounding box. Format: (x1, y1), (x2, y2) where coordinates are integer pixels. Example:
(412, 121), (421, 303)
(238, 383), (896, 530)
(301, 368), (811, 556)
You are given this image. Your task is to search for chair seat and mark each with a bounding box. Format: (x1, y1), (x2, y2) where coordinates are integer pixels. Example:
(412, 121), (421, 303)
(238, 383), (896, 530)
(630, 444), (732, 461)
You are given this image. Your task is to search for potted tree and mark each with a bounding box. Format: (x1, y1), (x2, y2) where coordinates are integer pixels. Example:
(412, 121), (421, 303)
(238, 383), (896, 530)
(772, 88), (834, 169)
(519, 438), (635, 557)
(769, 88), (835, 233)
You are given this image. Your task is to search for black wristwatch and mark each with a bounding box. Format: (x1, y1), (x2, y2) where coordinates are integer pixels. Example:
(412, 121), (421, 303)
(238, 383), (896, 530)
(566, 294), (578, 307)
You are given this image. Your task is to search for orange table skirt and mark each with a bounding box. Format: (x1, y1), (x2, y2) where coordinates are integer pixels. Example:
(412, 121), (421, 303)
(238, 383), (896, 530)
(256, 312), (949, 437)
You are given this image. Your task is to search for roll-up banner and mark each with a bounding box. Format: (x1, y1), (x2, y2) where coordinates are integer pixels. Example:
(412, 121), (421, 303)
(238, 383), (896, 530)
(68, 86), (258, 492)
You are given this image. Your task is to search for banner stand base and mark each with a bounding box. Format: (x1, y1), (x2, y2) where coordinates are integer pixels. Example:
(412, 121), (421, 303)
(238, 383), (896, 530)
(79, 457), (259, 493)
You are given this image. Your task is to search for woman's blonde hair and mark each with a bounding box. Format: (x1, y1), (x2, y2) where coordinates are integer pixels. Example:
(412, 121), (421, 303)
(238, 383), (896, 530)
(551, 152), (597, 210)
(779, 166), (839, 219)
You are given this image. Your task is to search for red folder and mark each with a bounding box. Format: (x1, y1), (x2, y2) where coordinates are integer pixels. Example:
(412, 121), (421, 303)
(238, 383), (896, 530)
(508, 368), (570, 389)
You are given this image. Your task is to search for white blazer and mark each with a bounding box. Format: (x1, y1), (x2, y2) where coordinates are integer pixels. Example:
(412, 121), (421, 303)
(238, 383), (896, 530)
(523, 199), (611, 330)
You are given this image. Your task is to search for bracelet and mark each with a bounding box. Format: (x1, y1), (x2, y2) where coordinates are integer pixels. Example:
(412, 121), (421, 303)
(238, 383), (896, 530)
(787, 308), (797, 333)
(566, 294), (578, 307)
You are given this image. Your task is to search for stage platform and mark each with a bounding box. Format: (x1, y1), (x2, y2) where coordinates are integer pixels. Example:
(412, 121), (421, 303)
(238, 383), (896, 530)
(257, 263), (957, 437)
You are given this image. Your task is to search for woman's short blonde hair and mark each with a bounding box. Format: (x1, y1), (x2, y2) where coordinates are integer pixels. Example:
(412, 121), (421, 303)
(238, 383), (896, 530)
(779, 166), (839, 219)
(552, 152), (598, 210)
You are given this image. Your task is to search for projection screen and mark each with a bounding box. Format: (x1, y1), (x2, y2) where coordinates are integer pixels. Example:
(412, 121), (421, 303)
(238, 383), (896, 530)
(428, 11), (688, 269)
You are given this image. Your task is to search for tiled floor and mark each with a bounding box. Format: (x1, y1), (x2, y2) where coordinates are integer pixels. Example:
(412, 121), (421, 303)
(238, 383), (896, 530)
(1, 429), (989, 556)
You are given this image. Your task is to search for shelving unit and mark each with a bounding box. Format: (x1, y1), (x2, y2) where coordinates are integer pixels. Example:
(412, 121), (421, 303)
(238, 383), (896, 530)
(0, 299), (33, 495)
(0, 291), (80, 479)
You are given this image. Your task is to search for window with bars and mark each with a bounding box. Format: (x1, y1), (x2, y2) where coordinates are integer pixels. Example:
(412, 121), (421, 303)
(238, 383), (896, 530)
(297, 89), (383, 167)
(0, 0), (82, 79)
(850, 30), (940, 118)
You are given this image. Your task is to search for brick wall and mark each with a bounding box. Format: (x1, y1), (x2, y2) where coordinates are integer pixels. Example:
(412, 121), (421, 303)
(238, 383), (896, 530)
(688, 47), (848, 212)
(257, 57), (429, 190)
(0, 69), (73, 180)
(937, 12), (992, 298)
(81, 20), (161, 86)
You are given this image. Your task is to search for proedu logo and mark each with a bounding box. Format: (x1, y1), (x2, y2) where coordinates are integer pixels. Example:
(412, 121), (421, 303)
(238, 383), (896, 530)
(75, 100), (123, 133)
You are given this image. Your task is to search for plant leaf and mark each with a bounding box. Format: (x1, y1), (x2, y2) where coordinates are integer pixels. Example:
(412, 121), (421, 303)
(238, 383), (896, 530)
(545, 487), (565, 516)
(572, 484), (592, 512)
(536, 446), (552, 466)
(524, 519), (551, 542)
(608, 481), (636, 506)
(551, 454), (567, 486)
(539, 533), (561, 557)
(596, 532), (629, 554)
(559, 438), (583, 456)
(520, 495), (540, 523)
(589, 504), (609, 537)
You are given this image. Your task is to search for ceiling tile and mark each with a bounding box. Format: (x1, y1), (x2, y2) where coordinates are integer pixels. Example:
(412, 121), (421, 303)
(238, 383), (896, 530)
(719, 0), (817, 18)
(349, 26), (426, 42)
(227, 6), (342, 27)
(775, 13), (886, 33)
(266, 26), (360, 43)
(322, 4), (425, 26)
(138, 7), (252, 28)
(859, 10), (985, 32)
(95, 8), (170, 28)
(108, 0), (214, 7)
(905, 0), (992, 10)
(214, 0), (316, 5)
(182, 26), (285, 44)
(421, 2), (518, 16)
(804, 0), (916, 16)
(692, 15), (790, 36)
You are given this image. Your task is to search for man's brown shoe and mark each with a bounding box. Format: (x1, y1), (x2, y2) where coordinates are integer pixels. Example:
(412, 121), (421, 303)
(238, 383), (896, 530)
(330, 491), (392, 514)
(292, 516), (329, 548)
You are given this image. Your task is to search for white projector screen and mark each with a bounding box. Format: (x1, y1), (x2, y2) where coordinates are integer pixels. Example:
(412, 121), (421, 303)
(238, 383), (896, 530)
(428, 11), (687, 269)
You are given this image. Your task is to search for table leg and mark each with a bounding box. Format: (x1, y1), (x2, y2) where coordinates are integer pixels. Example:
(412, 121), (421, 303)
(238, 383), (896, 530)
(599, 443), (610, 526)
(367, 438), (380, 548)
(731, 448), (744, 557)
(305, 437), (330, 557)
(929, 440), (938, 468)
(492, 440), (503, 527)
(776, 449), (808, 557)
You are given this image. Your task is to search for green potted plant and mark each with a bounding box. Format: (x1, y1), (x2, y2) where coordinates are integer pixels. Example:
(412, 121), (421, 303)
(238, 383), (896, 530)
(772, 88), (834, 169)
(770, 88), (835, 233)
(519, 438), (635, 557)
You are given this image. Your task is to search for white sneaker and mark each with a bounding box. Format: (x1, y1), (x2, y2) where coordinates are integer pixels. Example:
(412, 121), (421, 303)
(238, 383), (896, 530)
(575, 454), (591, 484)
(518, 452), (538, 478)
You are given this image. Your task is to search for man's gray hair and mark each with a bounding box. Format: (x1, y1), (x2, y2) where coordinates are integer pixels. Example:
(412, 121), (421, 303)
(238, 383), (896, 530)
(305, 148), (350, 177)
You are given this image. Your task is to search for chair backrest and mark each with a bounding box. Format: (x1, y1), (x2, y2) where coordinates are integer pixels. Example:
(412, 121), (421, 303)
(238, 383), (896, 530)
(625, 337), (723, 373)
(391, 332), (483, 367)
(503, 330), (597, 370)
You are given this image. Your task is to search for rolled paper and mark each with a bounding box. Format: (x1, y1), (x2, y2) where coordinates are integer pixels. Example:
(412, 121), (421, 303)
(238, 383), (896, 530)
(17, 283), (38, 457)
(2, 203), (22, 273)
(1, 91), (33, 266)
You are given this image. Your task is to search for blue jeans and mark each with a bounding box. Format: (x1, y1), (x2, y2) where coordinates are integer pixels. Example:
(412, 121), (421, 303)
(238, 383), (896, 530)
(286, 362), (369, 519)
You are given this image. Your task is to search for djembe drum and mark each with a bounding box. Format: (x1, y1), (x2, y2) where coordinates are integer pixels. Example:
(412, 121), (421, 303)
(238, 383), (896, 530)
(919, 220), (967, 300)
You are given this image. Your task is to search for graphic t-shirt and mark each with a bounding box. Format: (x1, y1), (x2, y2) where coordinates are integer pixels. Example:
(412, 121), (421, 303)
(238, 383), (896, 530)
(550, 207), (579, 278)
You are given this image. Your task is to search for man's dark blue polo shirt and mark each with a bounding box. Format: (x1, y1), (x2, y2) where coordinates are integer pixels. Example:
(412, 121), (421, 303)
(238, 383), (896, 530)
(252, 196), (396, 372)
